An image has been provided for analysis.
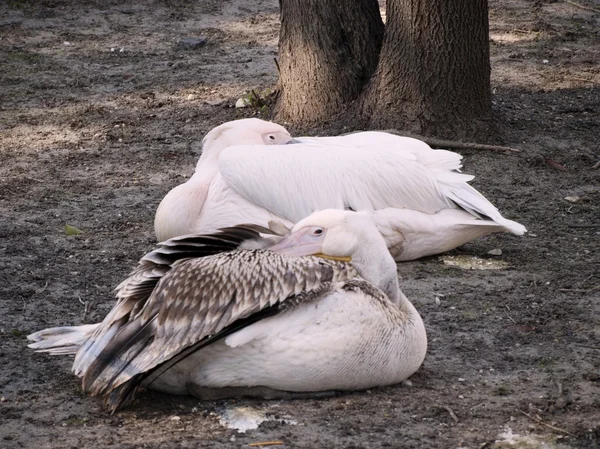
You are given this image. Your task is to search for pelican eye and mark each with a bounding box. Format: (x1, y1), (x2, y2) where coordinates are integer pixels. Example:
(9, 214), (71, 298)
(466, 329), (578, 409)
(268, 135), (276, 140)
(313, 228), (323, 236)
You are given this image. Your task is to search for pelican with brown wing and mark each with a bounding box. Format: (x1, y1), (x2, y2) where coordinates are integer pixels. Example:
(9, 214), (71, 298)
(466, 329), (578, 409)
(28, 210), (427, 411)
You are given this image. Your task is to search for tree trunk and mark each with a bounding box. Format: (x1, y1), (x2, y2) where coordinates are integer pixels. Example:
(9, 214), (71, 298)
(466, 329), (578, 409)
(362, 0), (492, 138)
(275, 0), (493, 140)
(275, 0), (384, 126)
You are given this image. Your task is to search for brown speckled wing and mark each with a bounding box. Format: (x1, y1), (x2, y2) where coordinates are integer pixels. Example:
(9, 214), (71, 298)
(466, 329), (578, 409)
(114, 225), (278, 304)
(80, 249), (357, 409)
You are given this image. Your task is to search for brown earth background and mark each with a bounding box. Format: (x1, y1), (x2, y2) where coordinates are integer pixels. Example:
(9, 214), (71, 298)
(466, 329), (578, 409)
(0, 0), (599, 448)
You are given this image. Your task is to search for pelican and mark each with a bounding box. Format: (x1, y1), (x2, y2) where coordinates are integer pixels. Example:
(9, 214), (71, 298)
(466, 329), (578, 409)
(154, 118), (526, 261)
(28, 210), (427, 411)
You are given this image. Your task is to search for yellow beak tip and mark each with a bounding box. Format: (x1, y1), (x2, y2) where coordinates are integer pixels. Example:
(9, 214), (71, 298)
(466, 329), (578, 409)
(314, 253), (352, 262)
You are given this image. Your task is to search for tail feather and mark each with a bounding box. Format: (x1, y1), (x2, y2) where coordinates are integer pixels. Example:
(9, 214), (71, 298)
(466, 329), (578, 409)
(373, 208), (526, 261)
(27, 324), (99, 356)
(440, 183), (526, 235)
(419, 149), (465, 174)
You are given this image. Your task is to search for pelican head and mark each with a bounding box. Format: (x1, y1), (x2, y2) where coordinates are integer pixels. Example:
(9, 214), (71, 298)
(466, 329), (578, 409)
(199, 118), (292, 161)
(269, 209), (377, 262)
(269, 209), (401, 304)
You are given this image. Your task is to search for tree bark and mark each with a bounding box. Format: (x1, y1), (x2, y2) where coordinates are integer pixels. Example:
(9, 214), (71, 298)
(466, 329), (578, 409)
(275, 0), (493, 140)
(275, 0), (384, 125)
(361, 0), (492, 138)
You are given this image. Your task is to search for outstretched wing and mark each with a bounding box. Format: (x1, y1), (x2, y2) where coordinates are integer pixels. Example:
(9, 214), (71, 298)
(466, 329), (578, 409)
(75, 250), (357, 409)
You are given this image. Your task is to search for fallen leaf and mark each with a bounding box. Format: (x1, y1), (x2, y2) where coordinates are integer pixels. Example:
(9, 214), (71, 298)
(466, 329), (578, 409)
(65, 224), (83, 236)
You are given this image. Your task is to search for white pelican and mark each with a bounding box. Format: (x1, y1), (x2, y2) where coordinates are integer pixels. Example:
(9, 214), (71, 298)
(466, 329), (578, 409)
(155, 118), (526, 261)
(28, 210), (427, 411)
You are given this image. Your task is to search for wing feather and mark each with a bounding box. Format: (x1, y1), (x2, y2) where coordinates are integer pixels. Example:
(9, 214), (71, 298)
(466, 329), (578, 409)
(219, 142), (453, 222)
(76, 250), (358, 409)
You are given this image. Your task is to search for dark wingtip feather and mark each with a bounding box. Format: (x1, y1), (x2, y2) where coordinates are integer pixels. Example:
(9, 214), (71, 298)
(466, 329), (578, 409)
(82, 318), (154, 396)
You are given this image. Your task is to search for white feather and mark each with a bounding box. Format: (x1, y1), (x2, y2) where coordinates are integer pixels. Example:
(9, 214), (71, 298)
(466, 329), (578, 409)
(27, 324), (99, 356)
(219, 142), (450, 220)
(29, 210), (428, 404)
(154, 119), (526, 260)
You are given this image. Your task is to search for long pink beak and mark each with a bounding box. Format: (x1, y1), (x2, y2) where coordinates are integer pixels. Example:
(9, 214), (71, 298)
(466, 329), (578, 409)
(268, 227), (324, 257)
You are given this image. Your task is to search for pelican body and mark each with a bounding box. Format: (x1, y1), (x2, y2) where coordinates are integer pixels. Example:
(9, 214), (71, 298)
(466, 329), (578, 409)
(154, 118), (526, 261)
(29, 210), (427, 410)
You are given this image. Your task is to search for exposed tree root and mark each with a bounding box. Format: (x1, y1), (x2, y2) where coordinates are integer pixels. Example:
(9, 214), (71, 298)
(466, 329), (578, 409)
(565, 0), (600, 14)
(381, 130), (522, 153)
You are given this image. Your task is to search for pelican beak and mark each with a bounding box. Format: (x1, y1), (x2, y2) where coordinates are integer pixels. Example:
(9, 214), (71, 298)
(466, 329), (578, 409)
(268, 227), (351, 262)
(313, 253), (352, 262)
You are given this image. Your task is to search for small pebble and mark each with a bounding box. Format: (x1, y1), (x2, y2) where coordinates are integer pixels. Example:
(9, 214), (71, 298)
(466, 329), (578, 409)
(488, 248), (502, 256)
(458, 395), (464, 399)
(178, 37), (207, 49)
(170, 416), (181, 421)
(235, 98), (250, 108)
(564, 196), (581, 203)
(205, 99), (226, 107)
(458, 378), (465, 382)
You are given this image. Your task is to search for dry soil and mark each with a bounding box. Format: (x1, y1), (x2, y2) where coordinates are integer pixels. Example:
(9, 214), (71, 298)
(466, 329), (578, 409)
(0, 0), (599, 448)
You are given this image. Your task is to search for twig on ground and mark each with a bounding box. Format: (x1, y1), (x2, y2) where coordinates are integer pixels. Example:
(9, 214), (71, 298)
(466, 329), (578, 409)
(387, 131), (522, 153)
(35, 280), (49, 295)
(273, 57), (281, 76)
(565, 0), (600, 13)
(592, 160), (600, 169)
(1, 188), (18, 197)
(24, 176), (44, 183)
(249, 442), (284, 447)
(518, 410), (574, 436)
(441, 406), (459, 423)
(83, 300), (92, 319)
(504, 305), (517, 324)
(559, 285), (600, 293)
(568, 76), (600, 85)
(470, 402), (486, 411)
(575, 344), (600, 350)
(545, 158), (569, 171)
(513, 29), (539, 35)
(568, 224), (600, 228)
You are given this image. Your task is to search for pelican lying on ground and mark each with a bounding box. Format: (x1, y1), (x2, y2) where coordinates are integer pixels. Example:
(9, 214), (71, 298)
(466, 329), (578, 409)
(28, 210), (427, 411)
(155, 118), (526, 261)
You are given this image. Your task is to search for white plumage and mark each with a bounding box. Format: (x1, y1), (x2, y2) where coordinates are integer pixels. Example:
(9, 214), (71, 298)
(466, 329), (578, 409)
(28, 210), (427, 410)
(155, 118), (526, 261)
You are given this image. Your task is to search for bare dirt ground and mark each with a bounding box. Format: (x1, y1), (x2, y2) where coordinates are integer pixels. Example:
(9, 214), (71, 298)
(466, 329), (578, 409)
(0, 0), (598, 448)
